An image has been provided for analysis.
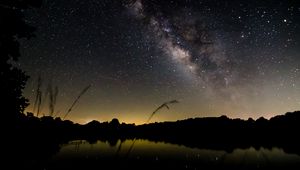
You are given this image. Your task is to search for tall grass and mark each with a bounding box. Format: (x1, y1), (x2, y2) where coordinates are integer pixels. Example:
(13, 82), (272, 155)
(32, 76), (91, 119)
(146, 100), (179, 123)
(63, 85), (91, 120)
(33, 76), (43, 117)
(47, 82), (58, 117)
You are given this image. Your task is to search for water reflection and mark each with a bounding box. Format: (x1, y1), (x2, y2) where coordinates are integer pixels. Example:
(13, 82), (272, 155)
(46, 139), (300, 169)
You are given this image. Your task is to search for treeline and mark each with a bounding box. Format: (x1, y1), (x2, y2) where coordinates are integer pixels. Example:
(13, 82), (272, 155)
(16, 111), (300, 155)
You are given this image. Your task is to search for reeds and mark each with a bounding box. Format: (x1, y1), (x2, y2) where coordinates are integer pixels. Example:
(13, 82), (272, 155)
(63, 85), (91, 120)
(146, 100), (179, 123)
(47, 82), (58, 117)
(33, 76), (61, 117)
(33, 76), (42, 117)
(32, 75), (91, 119)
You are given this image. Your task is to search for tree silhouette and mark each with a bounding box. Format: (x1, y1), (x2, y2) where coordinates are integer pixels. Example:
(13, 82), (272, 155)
(0, 0), (41, 124)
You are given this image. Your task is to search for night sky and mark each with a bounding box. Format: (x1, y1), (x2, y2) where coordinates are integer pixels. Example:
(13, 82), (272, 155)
(19, 0), (300, 124)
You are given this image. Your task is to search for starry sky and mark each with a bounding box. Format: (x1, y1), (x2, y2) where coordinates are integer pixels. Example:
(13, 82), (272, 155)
(19, 0), (300, 124)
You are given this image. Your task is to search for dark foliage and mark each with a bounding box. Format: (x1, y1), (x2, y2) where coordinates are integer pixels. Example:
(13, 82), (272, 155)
(0, 0), (42, 125)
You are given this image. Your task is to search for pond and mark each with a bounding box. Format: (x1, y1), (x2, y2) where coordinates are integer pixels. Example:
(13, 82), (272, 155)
(25, 139), (300, 169)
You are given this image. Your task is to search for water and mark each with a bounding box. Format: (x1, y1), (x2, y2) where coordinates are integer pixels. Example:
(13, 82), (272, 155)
(38, 139), (300, 169)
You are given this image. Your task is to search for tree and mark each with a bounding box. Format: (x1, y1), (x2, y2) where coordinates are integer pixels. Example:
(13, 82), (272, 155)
(0, 0), (41, 124)
(110, 118), (120, 127)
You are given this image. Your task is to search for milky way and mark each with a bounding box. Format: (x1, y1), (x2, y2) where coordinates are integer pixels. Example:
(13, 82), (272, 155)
(127, 0), (242, 100)
(19, 0), (300, 123)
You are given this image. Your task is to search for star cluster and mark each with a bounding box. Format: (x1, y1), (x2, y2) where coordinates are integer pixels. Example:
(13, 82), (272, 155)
(19, 0), (300, 124)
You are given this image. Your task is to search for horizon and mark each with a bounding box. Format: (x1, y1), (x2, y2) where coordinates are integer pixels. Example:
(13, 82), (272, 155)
(29, 110), (300, 125)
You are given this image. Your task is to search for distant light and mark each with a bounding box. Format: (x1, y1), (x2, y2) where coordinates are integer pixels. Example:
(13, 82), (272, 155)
(283, 19), (287, 23)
